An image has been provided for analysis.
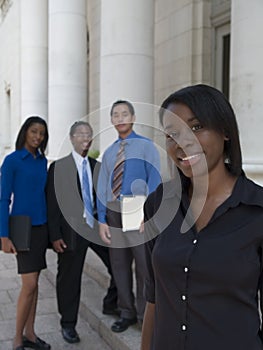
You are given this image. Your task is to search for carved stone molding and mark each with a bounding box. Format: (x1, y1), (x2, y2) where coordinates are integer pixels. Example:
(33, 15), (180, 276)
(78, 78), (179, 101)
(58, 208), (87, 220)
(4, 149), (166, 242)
(4, 80), (11, 93)
(0, 0), (13, 20)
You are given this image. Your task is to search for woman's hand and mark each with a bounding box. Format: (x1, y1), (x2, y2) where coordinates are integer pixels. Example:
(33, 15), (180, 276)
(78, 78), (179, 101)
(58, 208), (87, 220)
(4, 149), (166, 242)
(1, 237), (17, 254)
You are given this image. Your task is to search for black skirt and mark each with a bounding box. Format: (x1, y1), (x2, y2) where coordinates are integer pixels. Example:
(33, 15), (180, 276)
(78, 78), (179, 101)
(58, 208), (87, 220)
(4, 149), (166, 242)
(16, 224), (48, 274)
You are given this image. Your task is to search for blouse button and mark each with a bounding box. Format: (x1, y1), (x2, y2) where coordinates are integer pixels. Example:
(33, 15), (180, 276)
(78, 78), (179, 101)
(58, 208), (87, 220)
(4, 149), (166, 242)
(181, 295), (186, 301)
(193, 239), (197, 244)
(181, 324), (187, 331)
(184, 267), (188, 273)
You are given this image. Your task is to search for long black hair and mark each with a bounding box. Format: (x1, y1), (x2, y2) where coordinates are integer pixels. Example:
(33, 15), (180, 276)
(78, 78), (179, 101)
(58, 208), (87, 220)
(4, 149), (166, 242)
(159, 84), (242, 176)
(15, 116), (49, 155)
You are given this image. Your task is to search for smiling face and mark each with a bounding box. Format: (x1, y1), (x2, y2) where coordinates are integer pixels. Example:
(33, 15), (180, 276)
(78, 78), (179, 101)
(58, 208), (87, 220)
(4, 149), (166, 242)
(111, 103), (135, 138)
(70, 124), (93, 157)
(163, 102), (227, 179)
(24, 123), (46, 154)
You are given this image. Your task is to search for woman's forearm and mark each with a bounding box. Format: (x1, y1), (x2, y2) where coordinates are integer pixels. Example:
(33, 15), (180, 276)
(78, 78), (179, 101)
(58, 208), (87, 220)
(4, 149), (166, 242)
(141, 302), (155, 350)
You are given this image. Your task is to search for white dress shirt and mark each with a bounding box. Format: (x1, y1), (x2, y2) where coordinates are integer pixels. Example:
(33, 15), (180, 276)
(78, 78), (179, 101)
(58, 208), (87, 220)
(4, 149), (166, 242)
(72, 150), (94, 219)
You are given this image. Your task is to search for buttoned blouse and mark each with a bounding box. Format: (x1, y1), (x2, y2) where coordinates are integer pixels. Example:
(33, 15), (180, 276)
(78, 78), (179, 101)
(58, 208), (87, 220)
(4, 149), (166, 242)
(0, 148), (47, 237)
(144, 174), (263, 350)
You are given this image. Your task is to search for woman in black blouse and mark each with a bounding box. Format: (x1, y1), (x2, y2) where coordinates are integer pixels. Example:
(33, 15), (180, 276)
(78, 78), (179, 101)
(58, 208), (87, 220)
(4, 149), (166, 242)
(141, 84), (263, 350)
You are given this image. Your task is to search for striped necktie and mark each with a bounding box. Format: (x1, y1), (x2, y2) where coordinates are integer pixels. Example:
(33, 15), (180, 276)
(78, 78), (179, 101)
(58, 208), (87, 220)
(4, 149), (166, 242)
(82, 159), (94, 228)
(112, 140), (126, 199)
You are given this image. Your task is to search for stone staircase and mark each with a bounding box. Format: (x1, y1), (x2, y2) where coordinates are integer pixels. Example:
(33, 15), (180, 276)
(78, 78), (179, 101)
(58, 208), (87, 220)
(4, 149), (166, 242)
(44, 249), (141, 350)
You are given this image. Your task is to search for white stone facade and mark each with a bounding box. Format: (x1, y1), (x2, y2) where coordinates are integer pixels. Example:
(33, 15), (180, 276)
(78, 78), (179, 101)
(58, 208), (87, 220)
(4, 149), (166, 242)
(0, 0), (263, 183)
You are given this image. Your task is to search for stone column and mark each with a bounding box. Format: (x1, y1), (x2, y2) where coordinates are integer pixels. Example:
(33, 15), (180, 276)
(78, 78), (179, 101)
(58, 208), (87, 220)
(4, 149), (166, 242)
(20, 0), (48, 121)
(48, 0), (87, 159)
(230, 0), (263, 184)
(89, 0), (154, 153)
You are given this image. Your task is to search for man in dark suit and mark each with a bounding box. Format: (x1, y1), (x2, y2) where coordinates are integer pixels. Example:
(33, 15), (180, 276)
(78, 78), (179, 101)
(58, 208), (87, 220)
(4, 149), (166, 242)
(46, 121), (118, 344)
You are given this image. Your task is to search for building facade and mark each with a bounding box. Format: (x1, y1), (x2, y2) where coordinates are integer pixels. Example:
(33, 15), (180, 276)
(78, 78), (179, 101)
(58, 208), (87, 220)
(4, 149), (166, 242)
(0, 0), (262, 182)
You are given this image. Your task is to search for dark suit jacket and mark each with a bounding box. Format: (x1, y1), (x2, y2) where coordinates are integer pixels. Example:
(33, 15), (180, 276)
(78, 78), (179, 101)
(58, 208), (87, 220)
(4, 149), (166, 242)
(46, 154), (101, 249)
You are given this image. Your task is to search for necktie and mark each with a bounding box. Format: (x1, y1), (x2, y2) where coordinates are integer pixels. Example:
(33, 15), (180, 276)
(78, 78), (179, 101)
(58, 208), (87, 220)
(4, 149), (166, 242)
(112, 141), (126, 199)
(82, 159), (94, 228)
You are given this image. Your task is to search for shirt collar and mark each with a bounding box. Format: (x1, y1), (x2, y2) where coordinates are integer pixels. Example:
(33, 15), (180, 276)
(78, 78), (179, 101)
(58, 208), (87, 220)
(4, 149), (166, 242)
(72, 150), (88, 166)
(20, 147), (41, 159)
(161, 175), (189, 201)
(224, 172), (263, 208)
(158, 173), (263, 234)
(115, 130), (137, 144)
(162, 173), (263, 209)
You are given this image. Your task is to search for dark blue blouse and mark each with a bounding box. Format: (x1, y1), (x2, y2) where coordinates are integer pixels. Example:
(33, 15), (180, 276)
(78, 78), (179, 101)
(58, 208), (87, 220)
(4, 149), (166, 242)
(144, 174), (263, 350)
(0, 148), (47, 237)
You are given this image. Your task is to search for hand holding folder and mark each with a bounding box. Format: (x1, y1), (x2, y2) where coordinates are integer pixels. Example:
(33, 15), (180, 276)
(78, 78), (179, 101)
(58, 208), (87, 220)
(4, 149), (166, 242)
(121, 195), (146, 232)
(9, 216), (31, 251)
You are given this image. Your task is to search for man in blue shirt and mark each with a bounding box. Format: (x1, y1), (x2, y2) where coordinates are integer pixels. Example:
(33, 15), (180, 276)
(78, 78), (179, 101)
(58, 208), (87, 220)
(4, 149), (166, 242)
(97, 100), (161, 332)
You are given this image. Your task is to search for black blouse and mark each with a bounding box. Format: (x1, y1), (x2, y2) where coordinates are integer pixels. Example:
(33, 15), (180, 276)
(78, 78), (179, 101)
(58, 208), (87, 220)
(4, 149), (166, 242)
(144, 174), (263, 350)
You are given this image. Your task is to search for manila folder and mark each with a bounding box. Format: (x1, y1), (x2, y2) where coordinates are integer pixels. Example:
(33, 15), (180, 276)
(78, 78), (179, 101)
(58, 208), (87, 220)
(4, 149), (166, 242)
(121, 195), (146, 232)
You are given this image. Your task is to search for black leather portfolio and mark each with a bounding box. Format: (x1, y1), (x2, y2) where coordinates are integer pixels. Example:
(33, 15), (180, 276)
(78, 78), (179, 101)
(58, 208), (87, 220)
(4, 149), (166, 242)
(9, 215), (31, 251)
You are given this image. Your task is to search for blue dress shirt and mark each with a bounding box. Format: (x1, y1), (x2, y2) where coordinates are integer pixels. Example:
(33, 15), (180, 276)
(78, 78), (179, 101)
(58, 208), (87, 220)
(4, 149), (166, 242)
(0, 148), (47, 237)
(97, 131), (161, 224)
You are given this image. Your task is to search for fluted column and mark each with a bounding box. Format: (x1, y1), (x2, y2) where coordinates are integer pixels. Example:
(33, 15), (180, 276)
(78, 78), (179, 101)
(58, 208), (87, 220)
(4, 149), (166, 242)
(20, 0), (48, 121)
(48, 0), (87, 159)
(230, 0), (263, 183)
(89, 0), (154, 153)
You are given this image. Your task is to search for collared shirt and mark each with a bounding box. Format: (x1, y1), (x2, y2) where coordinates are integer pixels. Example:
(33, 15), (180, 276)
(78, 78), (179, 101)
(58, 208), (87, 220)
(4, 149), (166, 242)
(144, 174), (263, 350)
(72, 150), (94, 217)
(97, 131), (161, 223)
(0, 148), (47, 237)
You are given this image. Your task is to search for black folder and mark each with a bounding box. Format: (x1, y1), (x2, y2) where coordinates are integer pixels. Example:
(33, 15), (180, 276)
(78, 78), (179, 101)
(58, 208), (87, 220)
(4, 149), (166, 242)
(9, 215), (31, 251)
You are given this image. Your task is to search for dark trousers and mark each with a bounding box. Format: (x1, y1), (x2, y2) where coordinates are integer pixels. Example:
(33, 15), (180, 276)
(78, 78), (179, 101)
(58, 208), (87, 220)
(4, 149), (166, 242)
(106, 200), (147, 320)
(109, 244), (147, 320)
(89, 242), (118, 308)
(57, 235), (117, 328)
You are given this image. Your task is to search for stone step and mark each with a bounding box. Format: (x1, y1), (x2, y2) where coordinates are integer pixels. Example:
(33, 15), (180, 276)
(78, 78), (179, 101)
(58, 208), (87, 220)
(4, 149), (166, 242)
(0, 251), (112, 350)
(45, 249), (141, 350)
